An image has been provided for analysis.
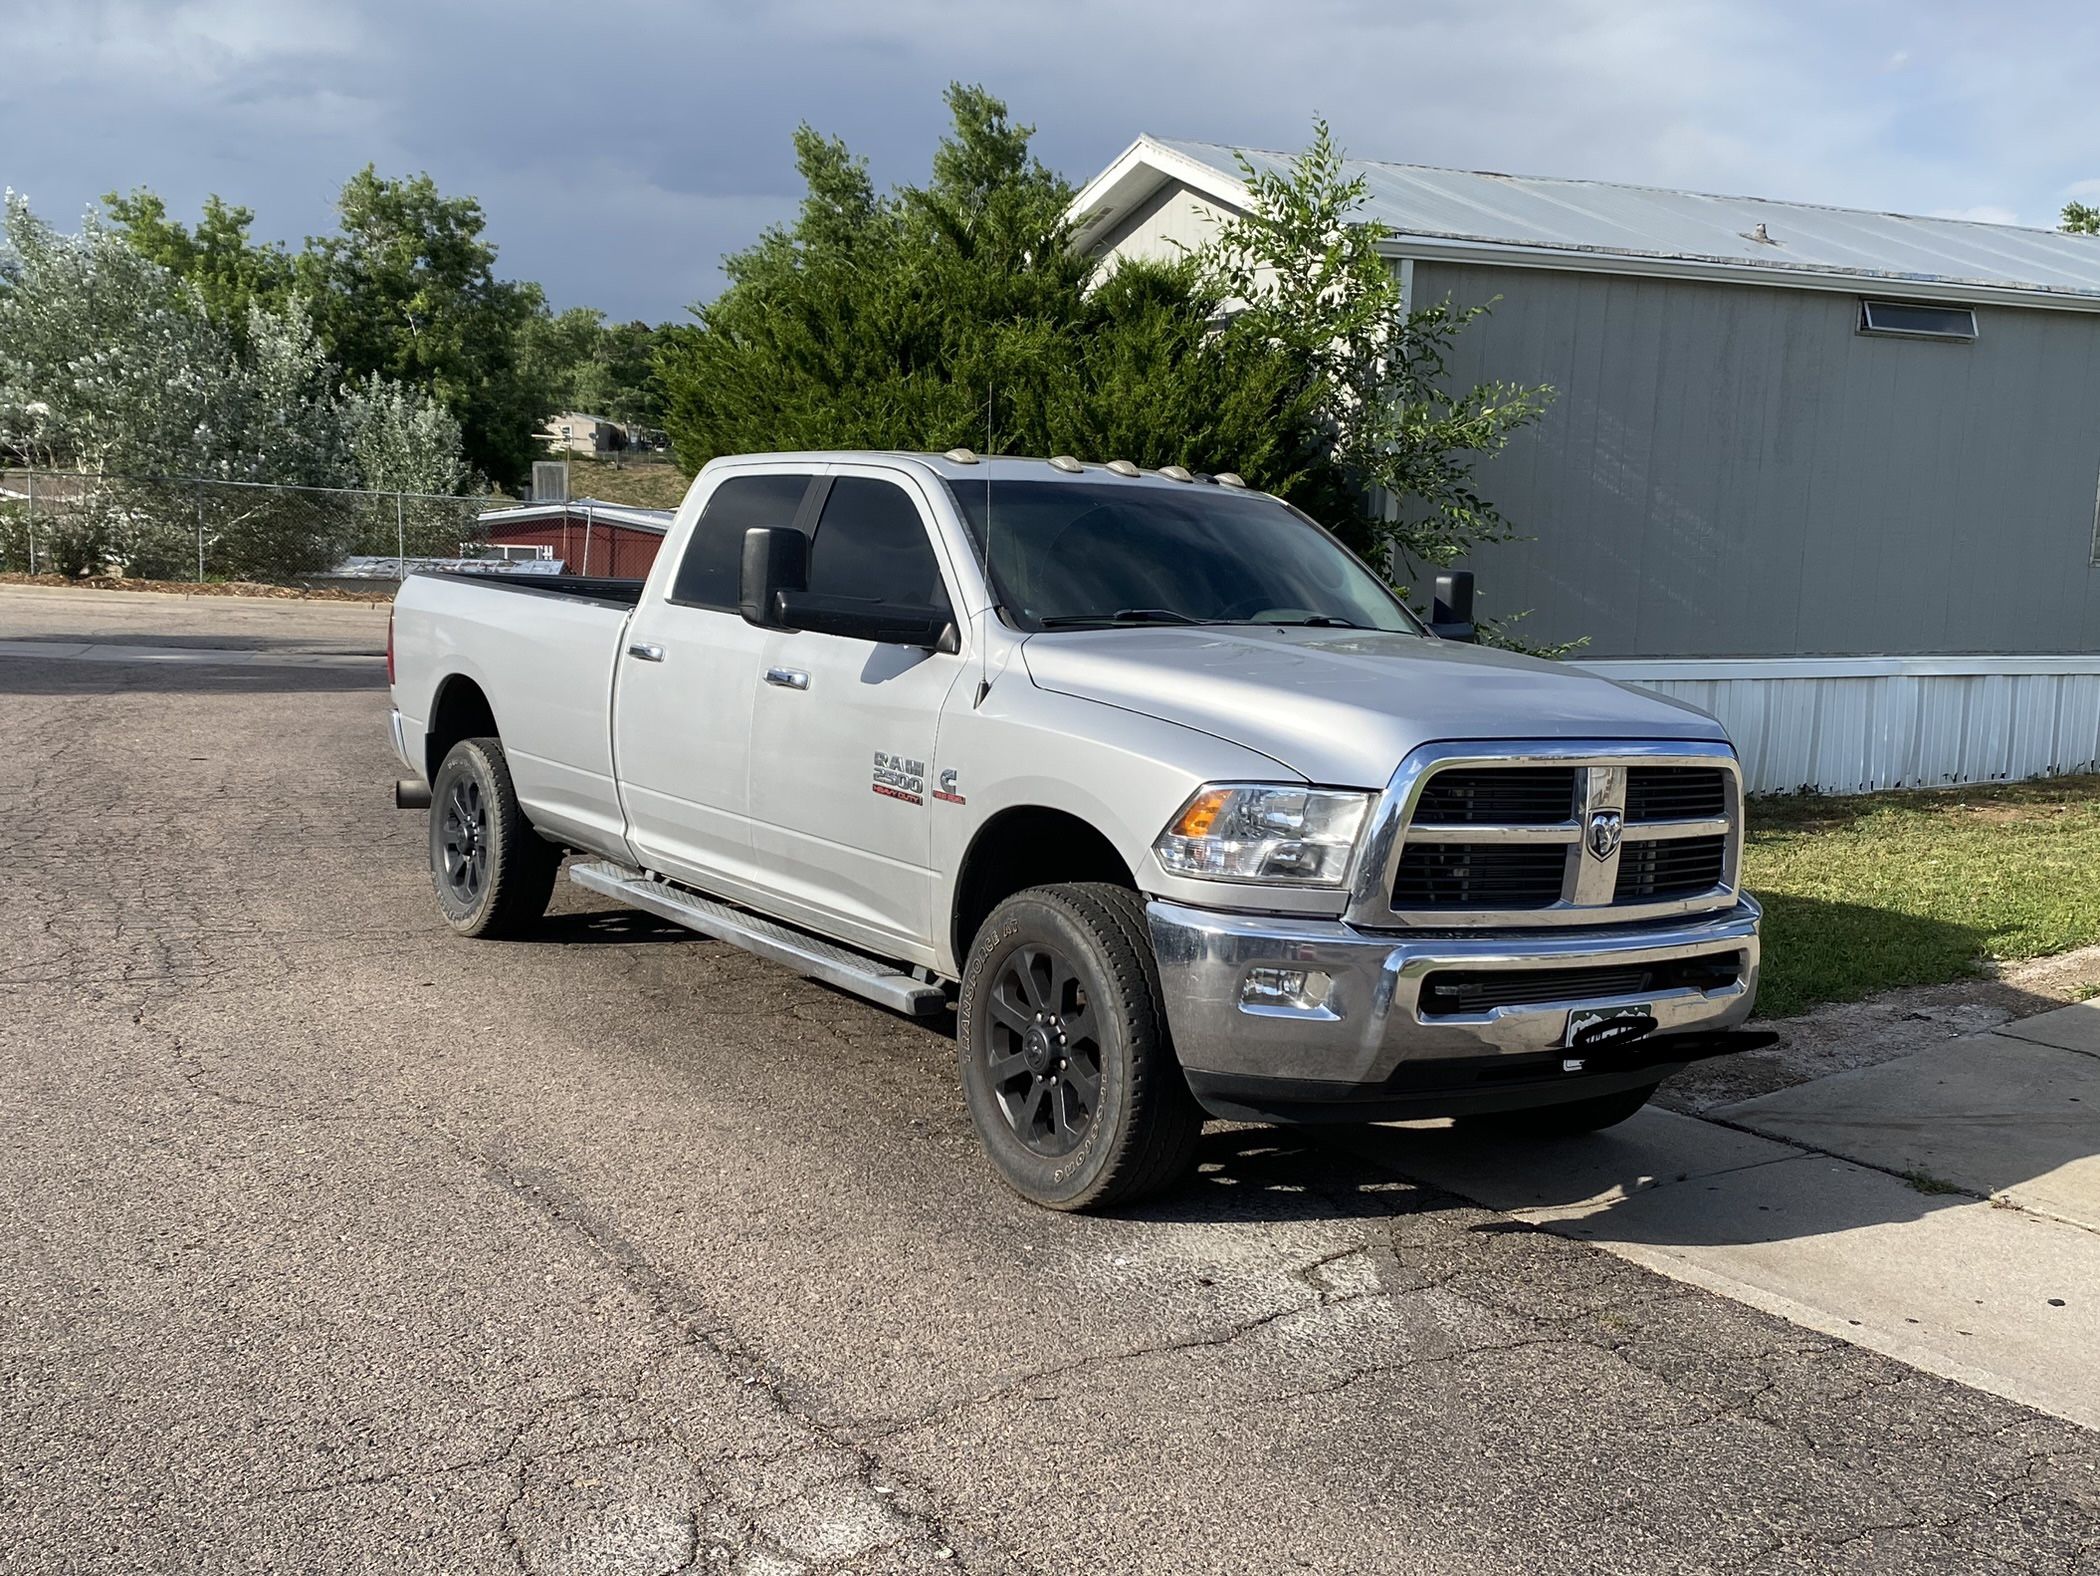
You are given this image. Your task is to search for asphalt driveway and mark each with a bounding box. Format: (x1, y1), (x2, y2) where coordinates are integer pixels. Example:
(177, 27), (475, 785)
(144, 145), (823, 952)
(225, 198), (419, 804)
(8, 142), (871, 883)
(3, 588), (2097, 1575)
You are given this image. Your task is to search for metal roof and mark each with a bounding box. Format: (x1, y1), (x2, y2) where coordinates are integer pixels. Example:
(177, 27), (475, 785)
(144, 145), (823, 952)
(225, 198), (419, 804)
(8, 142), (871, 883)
(478, 497), (675, 534)
(1078, 135), (2100, 310)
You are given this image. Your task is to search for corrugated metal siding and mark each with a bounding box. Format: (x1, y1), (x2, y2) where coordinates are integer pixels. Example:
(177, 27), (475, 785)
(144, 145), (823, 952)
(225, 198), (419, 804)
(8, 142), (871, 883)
(1416, 260), (2100, 657)
(1580, 662), (2100, 793)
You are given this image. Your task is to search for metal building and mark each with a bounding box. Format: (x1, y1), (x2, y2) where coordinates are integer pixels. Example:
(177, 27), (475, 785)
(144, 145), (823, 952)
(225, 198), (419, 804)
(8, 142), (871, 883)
(475, 498), (673, 580)
(1072, 136), (2100, 793)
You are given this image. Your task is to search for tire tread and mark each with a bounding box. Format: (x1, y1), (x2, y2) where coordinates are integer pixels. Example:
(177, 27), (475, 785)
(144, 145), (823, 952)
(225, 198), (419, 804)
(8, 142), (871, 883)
(961, 881), (1201, 1211)
(434, 737), (559, 939)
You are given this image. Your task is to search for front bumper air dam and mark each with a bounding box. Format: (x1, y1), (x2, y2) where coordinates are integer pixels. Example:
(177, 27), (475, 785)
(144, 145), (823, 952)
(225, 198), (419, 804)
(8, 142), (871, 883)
(1145, 895), (1769, 1123)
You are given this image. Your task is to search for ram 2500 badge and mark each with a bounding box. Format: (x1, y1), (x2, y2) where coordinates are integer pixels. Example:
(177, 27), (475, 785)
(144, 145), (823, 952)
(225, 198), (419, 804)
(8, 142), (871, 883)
(387, 451), (1769, 1209)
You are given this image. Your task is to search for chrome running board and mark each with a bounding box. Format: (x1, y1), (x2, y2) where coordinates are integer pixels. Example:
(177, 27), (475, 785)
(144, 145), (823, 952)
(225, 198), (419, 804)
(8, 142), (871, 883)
(568, 860), (948, 1017)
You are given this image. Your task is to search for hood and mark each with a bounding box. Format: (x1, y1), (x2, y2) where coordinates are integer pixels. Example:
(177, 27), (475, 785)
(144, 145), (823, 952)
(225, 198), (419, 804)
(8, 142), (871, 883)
(1020, 626), (1723, 787)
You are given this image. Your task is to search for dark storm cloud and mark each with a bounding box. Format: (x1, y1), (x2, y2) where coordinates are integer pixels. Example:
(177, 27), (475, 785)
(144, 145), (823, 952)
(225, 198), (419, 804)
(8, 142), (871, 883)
(7, 0), (2099, 322)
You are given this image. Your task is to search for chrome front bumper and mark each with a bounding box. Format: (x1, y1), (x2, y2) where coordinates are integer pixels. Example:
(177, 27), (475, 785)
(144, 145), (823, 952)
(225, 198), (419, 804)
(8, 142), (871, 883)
(1147, 895), (1761, 1117)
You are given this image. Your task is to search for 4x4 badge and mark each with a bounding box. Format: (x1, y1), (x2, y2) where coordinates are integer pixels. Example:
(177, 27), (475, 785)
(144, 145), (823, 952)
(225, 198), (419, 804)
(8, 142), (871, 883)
(1585, 809), (1623, 861)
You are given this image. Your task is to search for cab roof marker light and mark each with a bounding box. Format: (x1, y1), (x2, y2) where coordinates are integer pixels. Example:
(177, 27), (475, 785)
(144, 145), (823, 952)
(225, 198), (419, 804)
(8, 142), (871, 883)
(1214, 472), (1248, 488)
(1158, 465), (1194, 482)
(945, 447), (979, 464)
(1047, 455), (1083, 473)
(1105, 459), (1140, 477)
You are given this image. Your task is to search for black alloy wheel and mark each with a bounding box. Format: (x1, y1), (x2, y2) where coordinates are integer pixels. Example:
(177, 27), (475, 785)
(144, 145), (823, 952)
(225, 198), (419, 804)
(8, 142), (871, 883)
(984, 942), (1104, 1158)
(427, 736), (560, 939)
(957, 883), (1203, 1210)
(439, 772), (489, 908)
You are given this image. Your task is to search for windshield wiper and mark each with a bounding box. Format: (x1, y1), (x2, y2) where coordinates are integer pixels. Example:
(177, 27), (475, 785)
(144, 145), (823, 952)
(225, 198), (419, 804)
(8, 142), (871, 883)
(1257, 615), (1360, 629)
(1038, 608), (1206, 629)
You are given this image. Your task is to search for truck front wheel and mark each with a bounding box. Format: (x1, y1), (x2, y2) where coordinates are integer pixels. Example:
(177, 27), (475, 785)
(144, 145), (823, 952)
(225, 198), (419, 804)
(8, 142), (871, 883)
(428, 737), (559, 939)
(957, 884), (1202, 1211)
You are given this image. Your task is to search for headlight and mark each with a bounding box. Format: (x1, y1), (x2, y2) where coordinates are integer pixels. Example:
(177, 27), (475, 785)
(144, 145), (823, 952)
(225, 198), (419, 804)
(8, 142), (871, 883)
(1153, 784), (1372, 886)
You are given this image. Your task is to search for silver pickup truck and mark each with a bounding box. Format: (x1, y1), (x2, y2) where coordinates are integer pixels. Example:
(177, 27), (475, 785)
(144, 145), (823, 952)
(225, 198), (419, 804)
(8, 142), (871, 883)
(388, 450), (1766, 1209)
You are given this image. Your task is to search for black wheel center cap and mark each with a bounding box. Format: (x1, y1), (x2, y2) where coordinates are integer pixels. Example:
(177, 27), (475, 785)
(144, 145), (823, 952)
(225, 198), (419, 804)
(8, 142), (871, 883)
(1022, 1024), (1055, 1074)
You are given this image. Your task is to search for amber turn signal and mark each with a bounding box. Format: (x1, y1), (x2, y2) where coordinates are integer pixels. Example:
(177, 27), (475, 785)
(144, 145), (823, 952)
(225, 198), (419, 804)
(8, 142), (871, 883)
(1170, 788), (1233, 840)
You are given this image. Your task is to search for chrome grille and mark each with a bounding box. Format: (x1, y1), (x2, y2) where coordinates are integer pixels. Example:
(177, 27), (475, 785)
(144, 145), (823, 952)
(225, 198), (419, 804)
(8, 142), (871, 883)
(1414, 767), (1578, 826)
(1395, 842), (1568, 908)
(1355, 743), (1743, 930)
(1626, 767), (1728, 823)
(1615, 835), (1728, 900)
(1417, 950), (1745, 1016)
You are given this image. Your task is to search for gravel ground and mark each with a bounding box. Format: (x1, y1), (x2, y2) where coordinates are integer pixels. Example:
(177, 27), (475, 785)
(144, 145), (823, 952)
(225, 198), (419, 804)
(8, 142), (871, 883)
(3, 591), (2097, 1574)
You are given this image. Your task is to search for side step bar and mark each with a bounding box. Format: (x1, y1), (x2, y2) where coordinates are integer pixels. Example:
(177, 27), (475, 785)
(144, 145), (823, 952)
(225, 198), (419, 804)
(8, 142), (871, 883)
(568, 860), (949, 1018)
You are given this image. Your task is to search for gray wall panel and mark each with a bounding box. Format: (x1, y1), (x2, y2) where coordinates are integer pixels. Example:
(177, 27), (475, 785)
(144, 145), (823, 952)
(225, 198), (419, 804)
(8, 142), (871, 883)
(1416, 261), (2100, 656)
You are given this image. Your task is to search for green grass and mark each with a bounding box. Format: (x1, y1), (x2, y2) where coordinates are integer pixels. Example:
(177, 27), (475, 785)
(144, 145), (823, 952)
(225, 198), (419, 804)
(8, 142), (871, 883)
(558, 457), (693, 510)
(1899, 1169), (1965, 1197)
(1745, 775), (2100, 1018)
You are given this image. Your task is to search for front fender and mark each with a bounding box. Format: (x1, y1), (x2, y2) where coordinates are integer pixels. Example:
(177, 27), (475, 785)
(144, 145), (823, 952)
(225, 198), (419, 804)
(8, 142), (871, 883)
(929, 685), (1348, 976)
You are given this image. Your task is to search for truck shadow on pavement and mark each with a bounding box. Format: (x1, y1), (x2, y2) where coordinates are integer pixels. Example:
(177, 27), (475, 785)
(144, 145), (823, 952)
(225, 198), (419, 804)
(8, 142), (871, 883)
(538, 909), (694, 946)
(1142, 1118), (2017, 1250)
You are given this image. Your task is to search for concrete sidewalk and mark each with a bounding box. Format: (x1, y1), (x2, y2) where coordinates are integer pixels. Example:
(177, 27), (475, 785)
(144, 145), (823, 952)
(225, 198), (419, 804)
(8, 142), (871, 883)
(1350, 1002), (2100, 1430)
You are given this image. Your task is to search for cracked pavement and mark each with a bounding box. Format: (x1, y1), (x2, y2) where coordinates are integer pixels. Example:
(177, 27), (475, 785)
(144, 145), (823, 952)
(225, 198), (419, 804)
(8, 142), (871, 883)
(3, 592), (2099, 1574)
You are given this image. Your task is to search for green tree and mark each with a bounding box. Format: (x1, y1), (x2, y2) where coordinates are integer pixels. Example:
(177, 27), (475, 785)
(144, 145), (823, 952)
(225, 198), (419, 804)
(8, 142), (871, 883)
(102, 189), (294, 338)
(0, 195), (234, 476)
(295, 167), (554, 486)
(341, 373), (472, 496)
(520, 309), (671, 435)
(594, 320), (669, 429)
(658, 85), (1329, 500)
(519, 304), (608, 415)
(1202, 122), (1554, 588)
(2063, 201), (2100, 235)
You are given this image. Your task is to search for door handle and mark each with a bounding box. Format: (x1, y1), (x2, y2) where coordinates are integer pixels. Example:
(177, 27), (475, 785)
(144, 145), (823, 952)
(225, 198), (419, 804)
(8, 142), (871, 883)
(627, 642), (665, 663)
(764, 667), (810, 691)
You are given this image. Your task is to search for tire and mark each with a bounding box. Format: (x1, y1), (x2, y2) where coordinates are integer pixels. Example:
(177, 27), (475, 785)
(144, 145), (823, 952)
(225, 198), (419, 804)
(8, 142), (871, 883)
(956, 883), (1203, 1211)
(428, 737), (560, 939)
(1464, 1081), (1660, 1137)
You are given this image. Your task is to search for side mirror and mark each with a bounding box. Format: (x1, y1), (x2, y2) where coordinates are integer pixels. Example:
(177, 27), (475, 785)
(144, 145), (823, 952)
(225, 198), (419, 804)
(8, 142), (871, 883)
(774, 591), (958, 651)
(740, 526), (808, 628)
(1430, 569), (1476, 643)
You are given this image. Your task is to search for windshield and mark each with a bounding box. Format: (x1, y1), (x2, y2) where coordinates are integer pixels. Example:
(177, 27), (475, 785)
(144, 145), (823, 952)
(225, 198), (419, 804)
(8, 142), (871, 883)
(944, 479), (1423, 635)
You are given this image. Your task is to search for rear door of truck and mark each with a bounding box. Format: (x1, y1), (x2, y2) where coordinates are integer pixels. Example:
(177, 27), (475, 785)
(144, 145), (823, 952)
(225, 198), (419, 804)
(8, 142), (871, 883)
(612, 466), (819, 901)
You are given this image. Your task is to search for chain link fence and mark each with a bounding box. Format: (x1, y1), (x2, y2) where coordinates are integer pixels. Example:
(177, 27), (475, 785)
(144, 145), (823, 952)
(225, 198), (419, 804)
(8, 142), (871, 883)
(0, 470), (498, 586)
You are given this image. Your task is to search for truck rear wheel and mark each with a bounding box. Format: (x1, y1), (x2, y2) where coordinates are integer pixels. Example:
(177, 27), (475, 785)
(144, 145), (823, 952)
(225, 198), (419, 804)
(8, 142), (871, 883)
(957, 884), (1202, 1211)
(429, 737), (559, 939)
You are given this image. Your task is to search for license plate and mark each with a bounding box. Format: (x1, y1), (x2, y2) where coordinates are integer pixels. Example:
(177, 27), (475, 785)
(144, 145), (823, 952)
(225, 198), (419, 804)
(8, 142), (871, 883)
(1565, 1004), (1658, 1051)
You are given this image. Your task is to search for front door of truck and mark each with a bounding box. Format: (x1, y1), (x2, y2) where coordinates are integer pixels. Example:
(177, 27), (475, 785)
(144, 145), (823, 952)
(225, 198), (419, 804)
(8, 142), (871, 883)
(613, 469), (817, 901)
(745, 471), (970, 961)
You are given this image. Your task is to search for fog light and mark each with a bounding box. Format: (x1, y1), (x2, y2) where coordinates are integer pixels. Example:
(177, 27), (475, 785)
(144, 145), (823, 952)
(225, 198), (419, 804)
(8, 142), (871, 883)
(1241, 967), (1333, 1012)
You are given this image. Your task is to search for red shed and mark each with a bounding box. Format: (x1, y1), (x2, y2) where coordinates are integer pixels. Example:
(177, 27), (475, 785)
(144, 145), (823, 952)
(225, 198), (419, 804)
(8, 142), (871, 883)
(473, 498), (674, 579)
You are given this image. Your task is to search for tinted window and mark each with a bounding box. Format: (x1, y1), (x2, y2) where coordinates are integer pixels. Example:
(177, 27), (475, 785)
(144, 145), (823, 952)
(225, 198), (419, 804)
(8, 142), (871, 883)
(945, 480), (1418, 634)
(807, 477), (948, 609)
(671, 473), (811, 608)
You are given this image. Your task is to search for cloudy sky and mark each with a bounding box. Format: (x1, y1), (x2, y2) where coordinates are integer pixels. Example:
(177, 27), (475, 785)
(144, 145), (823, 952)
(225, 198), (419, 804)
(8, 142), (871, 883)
(8, 0), (2099, 323)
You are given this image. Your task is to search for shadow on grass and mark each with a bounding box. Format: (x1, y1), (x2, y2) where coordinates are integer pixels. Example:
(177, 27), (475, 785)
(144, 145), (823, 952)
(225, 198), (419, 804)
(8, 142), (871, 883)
(1749, 890), (1994, 1019)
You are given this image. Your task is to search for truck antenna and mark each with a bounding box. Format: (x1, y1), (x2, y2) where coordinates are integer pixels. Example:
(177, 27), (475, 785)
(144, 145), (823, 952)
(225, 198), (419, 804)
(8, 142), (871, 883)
(979, 382), (995, 705)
